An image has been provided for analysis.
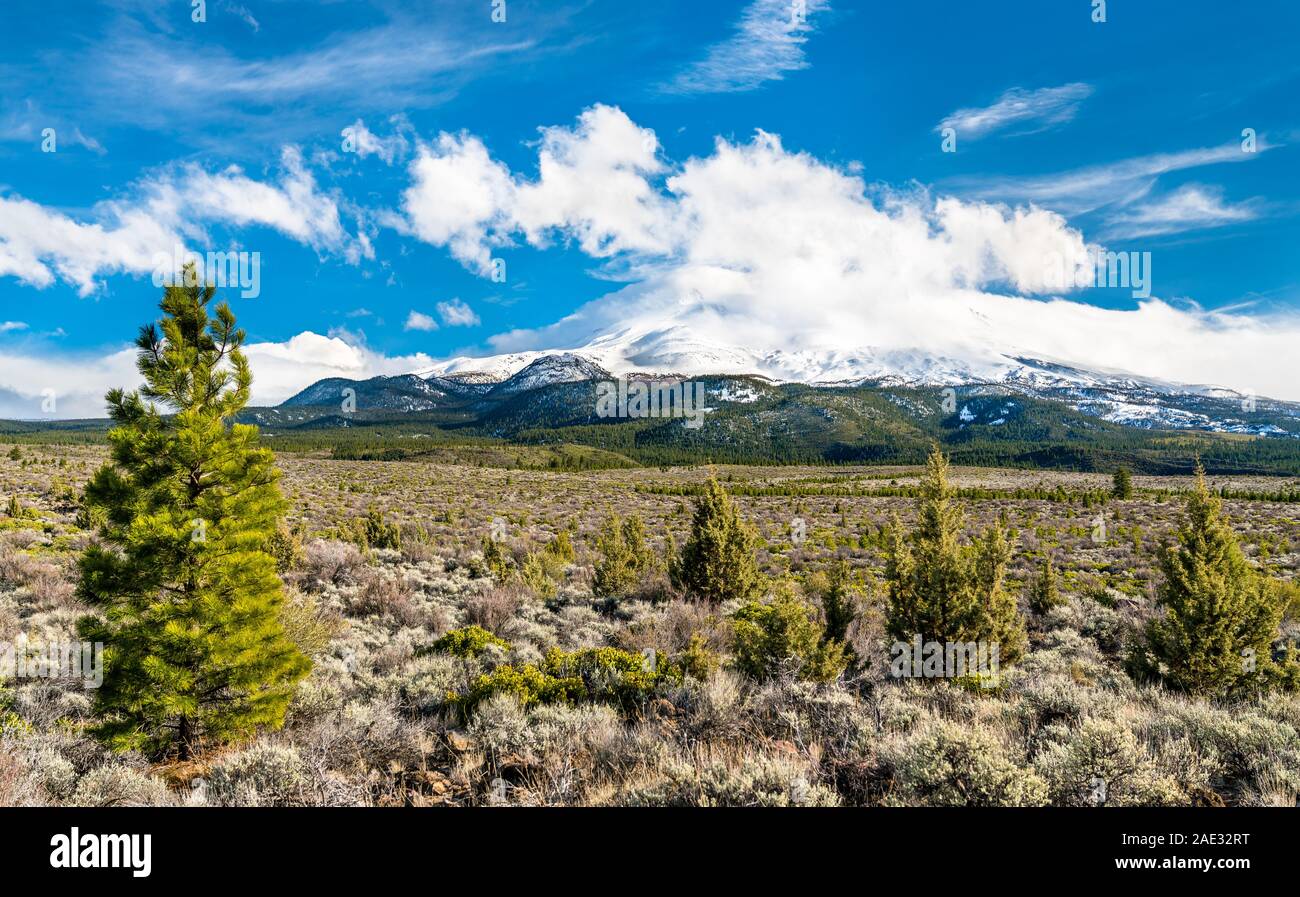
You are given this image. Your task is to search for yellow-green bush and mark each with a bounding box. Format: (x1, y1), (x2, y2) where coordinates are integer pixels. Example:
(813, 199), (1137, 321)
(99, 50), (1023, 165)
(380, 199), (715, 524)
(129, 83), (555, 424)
(455, 645), (681, 712)
(431, 625), (511, 658)
(731, 585), (848, 683)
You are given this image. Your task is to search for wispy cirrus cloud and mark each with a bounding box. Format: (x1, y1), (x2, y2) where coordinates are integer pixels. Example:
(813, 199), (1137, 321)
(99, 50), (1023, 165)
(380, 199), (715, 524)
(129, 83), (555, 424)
(937, 83), (1094, 140)
(955, 142), (1265, 214)
(18, 10), (545, 155)
(657, 0), (829, 95)
(0, 99), (105, 154)
(1103, 184), (1260, 239)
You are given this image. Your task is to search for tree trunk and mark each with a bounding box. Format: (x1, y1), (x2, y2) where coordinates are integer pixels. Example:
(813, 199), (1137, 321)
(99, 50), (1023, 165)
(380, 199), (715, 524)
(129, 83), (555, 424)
(177, 715), (193, 761)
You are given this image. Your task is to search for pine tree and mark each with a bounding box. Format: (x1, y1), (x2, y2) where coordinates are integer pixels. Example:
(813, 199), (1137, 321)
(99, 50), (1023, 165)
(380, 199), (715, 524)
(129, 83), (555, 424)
(1028, 555), (1065, 616)
(593, 514), (637, 597)
(885, 445), (1026, 663)
(1145, 465), (1296, 697)
(821, 558), (860, 645)
(76, 273), (310, 759)
(1112, 466), (1133, 500)
(670, 473), (762, 603)
(592, 513), (657, 597)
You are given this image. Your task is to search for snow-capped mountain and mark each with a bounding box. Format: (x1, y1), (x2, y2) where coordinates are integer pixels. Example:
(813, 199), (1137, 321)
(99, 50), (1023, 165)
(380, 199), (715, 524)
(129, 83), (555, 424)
(352, 325), (1297, 438)
(278, 317), (1300, 440)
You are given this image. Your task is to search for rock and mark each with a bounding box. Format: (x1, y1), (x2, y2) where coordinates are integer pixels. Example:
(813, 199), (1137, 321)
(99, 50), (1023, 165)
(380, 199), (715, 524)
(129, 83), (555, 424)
(446, 730), (472, 752)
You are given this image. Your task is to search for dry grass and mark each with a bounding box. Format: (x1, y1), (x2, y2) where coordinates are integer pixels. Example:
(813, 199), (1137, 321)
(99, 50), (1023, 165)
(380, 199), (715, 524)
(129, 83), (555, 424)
(0, 443), (1296, 806)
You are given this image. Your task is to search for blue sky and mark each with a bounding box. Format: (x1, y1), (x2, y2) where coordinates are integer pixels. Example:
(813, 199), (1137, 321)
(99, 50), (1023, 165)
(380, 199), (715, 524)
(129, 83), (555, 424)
(2, 0), (1299, 414)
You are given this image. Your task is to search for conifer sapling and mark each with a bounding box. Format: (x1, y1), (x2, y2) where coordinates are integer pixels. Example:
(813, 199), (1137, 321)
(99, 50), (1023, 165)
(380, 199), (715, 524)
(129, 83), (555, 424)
(77, 272), (310, 759)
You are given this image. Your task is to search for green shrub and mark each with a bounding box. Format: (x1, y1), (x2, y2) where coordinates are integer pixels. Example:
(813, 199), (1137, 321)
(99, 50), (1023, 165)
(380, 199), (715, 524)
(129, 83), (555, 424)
(593, 514), (656, 598)
(731, 584), (849, 683)
(362, 509), (401, 550)
(885, 445), (1026, 664)
(481, 535), (513, 582)
(455, 645), (680, 712)
(431, 625), (512, 658)
(671, 474), (762, 603)
(680, 634), (721, 680)
(266, 522), (306, 573)
(1141, 466), (1298, 697)
(1028, 555), (1065, 615)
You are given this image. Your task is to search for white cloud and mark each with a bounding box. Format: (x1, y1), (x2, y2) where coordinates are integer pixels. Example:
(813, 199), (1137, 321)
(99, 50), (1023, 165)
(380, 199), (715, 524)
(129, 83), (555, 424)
(436, 299), (480, 327)
(0, 147), (357, 295)
(343, 118), (410, 165)
(242, 332), (435, 403)
(0, 99), (105, 154)
(399, 105), (672, 275)
(0, 321), (30, 333)
(956, 142), (1265, 217)
(937, 83), (1093, 140)
(222, 2), (260, 32)
(404, 310), (439, 332)
(0, 330), (438, 418)
(1103, 184), (1258, 239)
(659, 0), (829, 95)
(72, 16), (538, 150)
(399, 105), (1300, 400)
(399, 132), (516, 276)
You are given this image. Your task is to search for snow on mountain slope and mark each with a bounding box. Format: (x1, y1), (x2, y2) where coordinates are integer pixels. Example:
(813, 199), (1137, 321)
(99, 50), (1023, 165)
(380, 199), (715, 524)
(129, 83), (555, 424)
(390, 321), (1300, 437)
(284, 299), (1299, 438)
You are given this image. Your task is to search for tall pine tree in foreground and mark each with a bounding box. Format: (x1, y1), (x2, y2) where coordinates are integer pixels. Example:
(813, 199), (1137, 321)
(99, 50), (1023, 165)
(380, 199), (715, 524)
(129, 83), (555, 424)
(1144, 464), (1296, 697)
(77, 273), (309, 759)
(885, 445), (1026, 663)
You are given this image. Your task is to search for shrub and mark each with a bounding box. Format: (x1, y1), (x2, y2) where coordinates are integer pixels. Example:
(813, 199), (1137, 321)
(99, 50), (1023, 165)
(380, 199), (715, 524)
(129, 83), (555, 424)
(1028, 555), (1066, 616)
(1141, 466), (1297, 697)
(361, 509), (401, 551)
(885, 445), (1026, 665)
(458, 663), (583, 710)
(731, 584), (849, 683)
(679, 633), (721, 680)
(592, 514), (655, 598)
(266, 522), (305, 573)
(277, 589), (340, 658)
(618, 753), (839, 807)
(205, 742), (312, 807)
(463, 587), (524, 634)
(521, 551), (560, 598)
(456, 646), (680, 712)
(481, 535), (513, 582)
(431, 625), (511, 658)
(304, 539), (364, 588)
(1034, 718), (1182, 807)
(884, 720), (1048, 807)
(544, 529), (576, 564)
(670, 474), (762, 603)
(71, 766), (174, 807)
